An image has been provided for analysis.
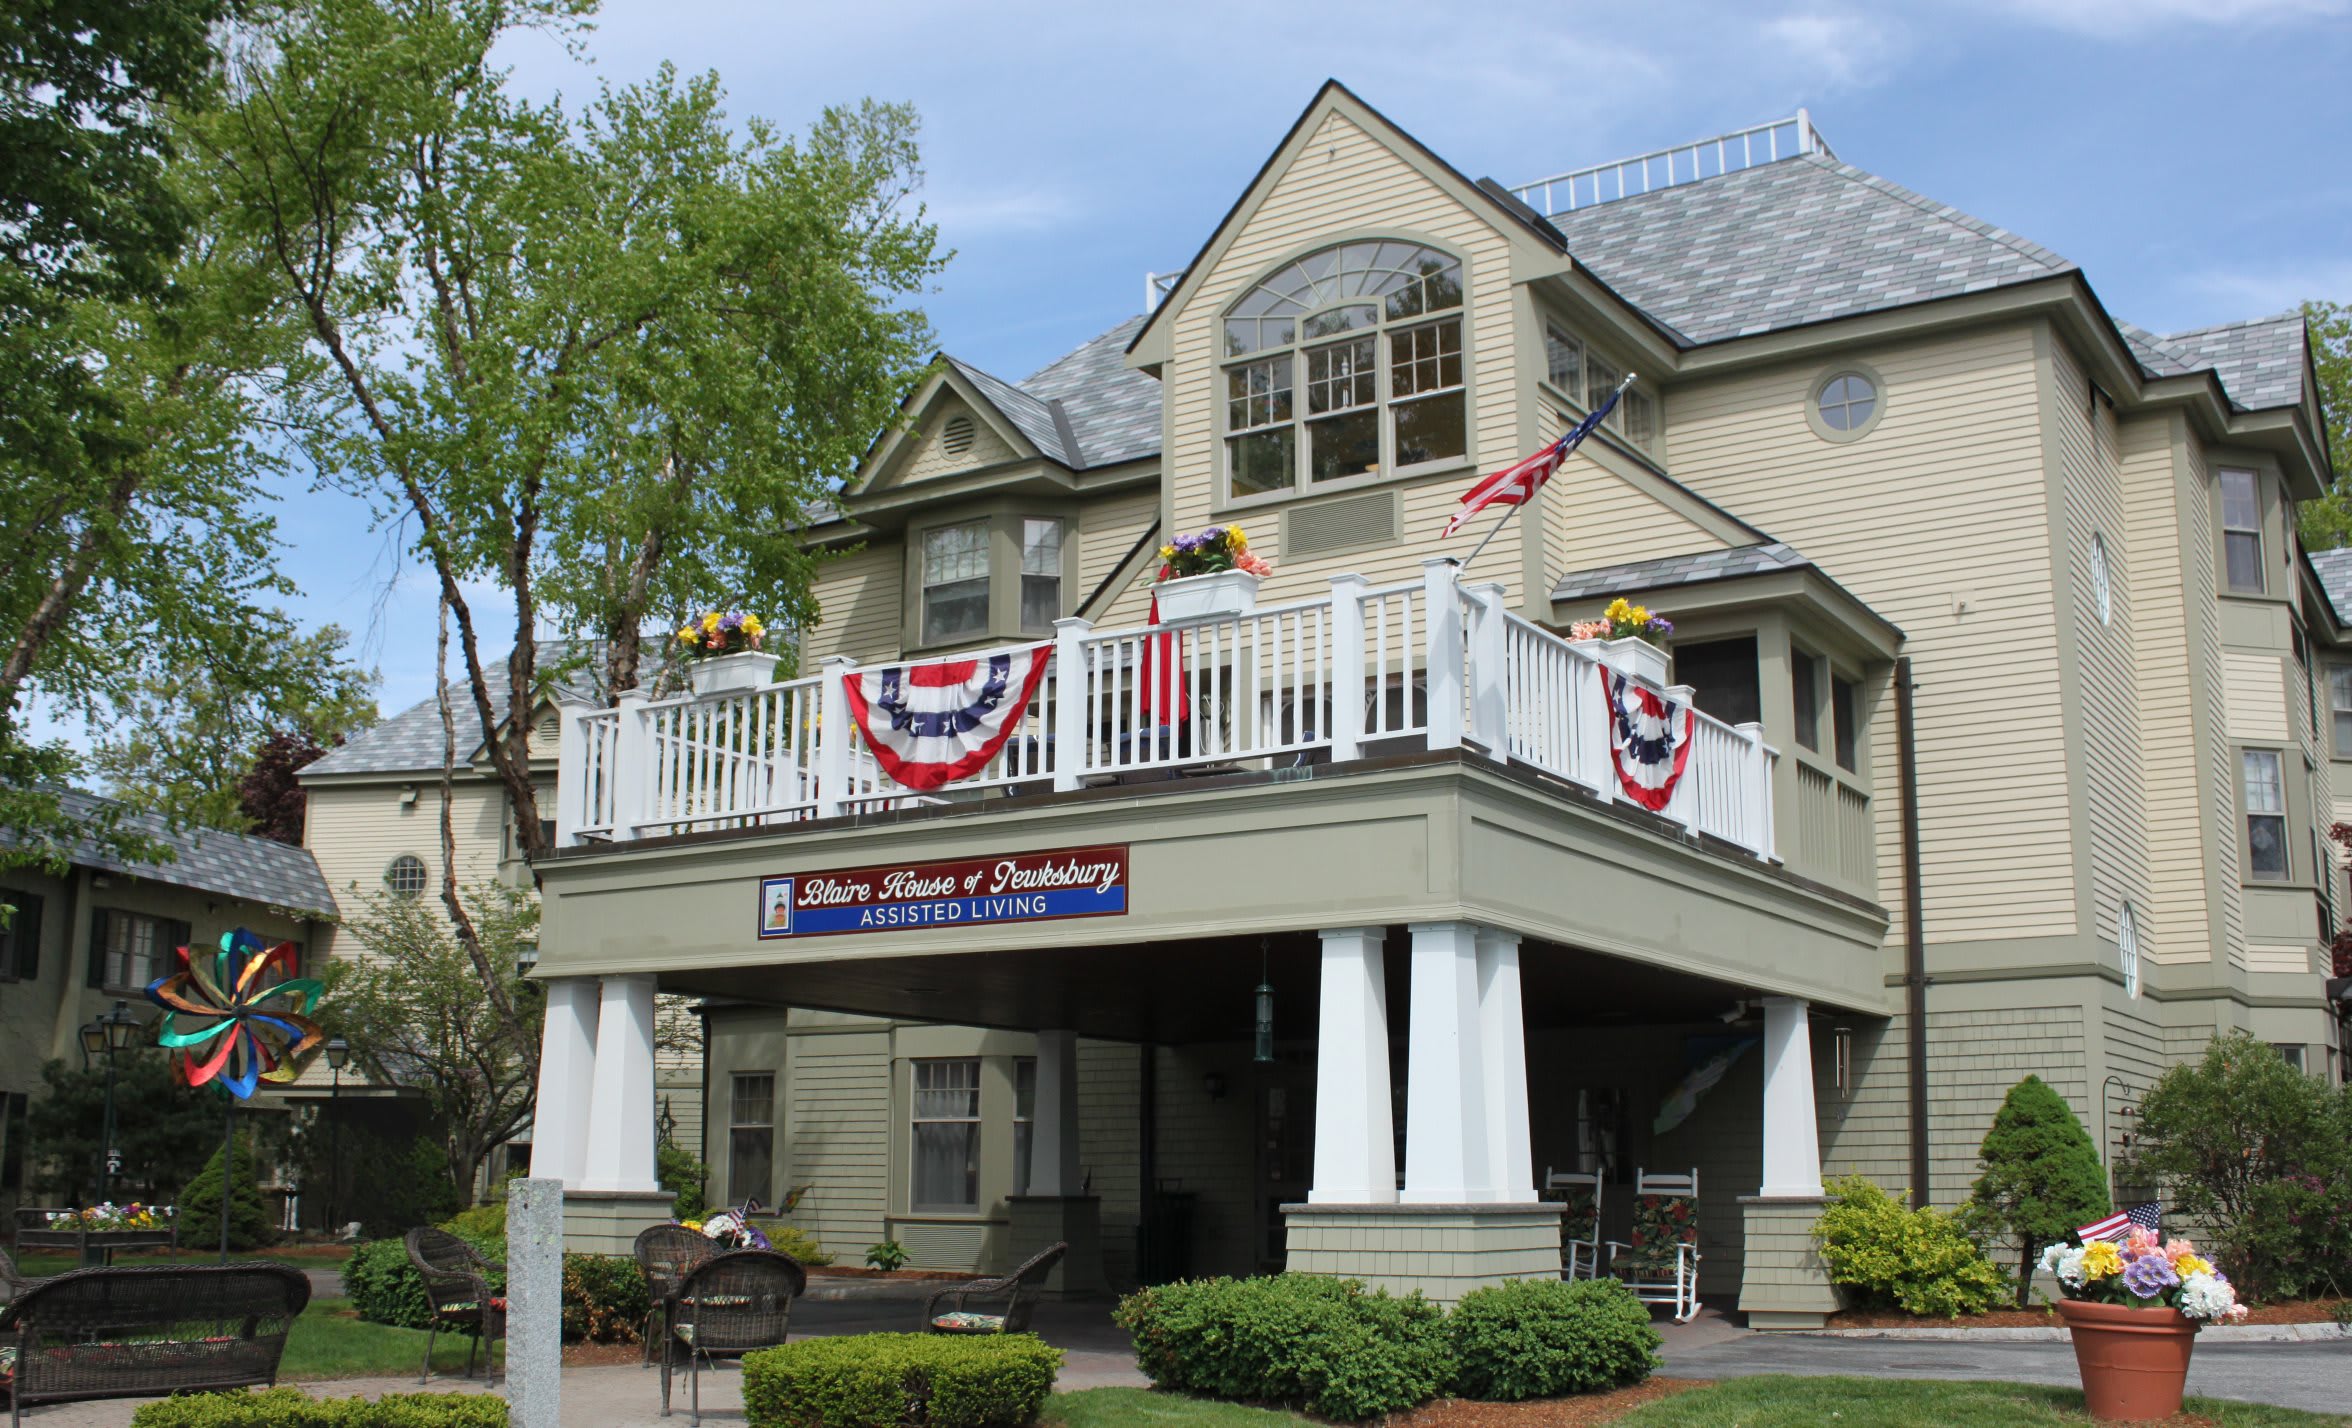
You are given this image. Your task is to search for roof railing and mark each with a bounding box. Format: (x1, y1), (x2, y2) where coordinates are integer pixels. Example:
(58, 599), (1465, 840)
(1508, 110), (1833, 218)
(1143, 269), (1184, 312)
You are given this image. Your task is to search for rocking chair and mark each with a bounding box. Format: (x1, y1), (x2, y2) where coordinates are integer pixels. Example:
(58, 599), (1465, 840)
(1605, 1167), (1701, 1323)
(1542, 1168), (1606, 1281)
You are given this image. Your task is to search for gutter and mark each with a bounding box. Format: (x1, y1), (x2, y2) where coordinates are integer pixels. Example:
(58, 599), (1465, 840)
(1896, 655), (1931, 1209)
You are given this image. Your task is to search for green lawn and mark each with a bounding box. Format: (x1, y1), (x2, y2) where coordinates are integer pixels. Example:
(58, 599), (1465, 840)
(15, 1245), (354, 1277)
(1043, 1390), (1307, 1426)
(280, 1296), (502, 1382)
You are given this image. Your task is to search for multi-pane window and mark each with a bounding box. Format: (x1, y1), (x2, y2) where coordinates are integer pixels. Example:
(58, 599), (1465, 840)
(1791, 648), (1822, 752)
(1011, 1058), (1037, 1197)
(1543, 325), (1585, 404)
(1221, 241), (1465, 496)
(1676, 637), (1760, 727)
(385, 854), (427, 898)
(2242, 749), (2288, 880)
(728, 1073), (774, 1207)
(1816, 372), (1878, 432)
(90, 909), (185, 994)
(2117, 900), (2141, 1000)
(1544, 320), (1658, 455)
(1020, 520), (1063, 634)
(911, 1059), (981, 1212)
(2221, 470), (2264, 593)
(1831, 675), (1860, 773)
(2330, 666), (2352, 758)
(921, 521), (990, 644)
(0, 889), (38, 979)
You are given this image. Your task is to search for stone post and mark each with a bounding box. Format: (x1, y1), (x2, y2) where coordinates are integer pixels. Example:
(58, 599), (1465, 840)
(506, 1177), (563, 1428)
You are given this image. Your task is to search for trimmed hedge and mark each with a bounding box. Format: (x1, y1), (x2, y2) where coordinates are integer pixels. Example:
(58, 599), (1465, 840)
(343, 1232), (645, 1343)
(742, 1332), (1061, 1428)
(130, 1387), (506, 1426)
(1447, 1278), (1660, 1401)
(342, 1232), (503, 1331)
(1114, 1275), (1451, 1422)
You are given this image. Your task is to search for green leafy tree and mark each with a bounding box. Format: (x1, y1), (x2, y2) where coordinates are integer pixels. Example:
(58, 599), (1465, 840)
(1963, 1075), (2111, 1306)
(2297, 300), (2352, 549)
(25, 1055), (218, 1205)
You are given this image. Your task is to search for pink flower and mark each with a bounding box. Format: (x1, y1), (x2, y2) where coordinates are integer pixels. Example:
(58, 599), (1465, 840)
(2164, 1238), (2196, 1260)
(2124, 1226), (2160, 1256)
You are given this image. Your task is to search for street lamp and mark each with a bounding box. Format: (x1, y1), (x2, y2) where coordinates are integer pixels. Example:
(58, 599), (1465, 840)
(324, 1037), (350, 1236)
(77, 1000), (145, 1206)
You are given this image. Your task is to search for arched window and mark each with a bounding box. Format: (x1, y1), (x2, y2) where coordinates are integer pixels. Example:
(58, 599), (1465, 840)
(1222, 241), (1466, 497)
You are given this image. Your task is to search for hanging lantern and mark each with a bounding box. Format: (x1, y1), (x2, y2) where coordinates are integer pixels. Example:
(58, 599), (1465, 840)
(1253, 940), (1275, 1063)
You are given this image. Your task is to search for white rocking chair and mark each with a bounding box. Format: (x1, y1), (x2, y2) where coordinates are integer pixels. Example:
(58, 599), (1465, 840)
(1542, 1167), (1606, 1281)
(1605, 1167), (1701, 1323)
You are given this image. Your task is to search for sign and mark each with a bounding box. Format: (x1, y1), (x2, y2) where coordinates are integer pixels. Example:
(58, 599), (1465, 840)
(758, 844), (1129, 939)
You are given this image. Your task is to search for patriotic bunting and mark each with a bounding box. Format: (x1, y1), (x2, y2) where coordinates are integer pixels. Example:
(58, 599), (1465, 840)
(1602, 669), (1693, 812)
(842, 646), (1053, 791)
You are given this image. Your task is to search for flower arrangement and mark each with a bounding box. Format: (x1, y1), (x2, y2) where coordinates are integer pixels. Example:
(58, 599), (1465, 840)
(671, 611), (766, 660)
(1569, 598), (1674, 649)
(2039, 1228), (2248, 1322)
(1157, 524), (1273, 581)
(47, 1202), (173, 1232)
(681, 1204), (772, 1251)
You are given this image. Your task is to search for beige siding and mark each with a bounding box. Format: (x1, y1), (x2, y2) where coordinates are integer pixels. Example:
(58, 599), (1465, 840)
(1667, 324), (2073, 942)
(901, 397), (1017, 484)
(1927, 1002), (2085, 1204)
(786, 1030), (891, 1253)
(2184, 438), (2248, 969)
(2223, 652), (2291, 742)
(1543, 472), (1726, 586)
(802, 546), (904, 667)
(1077, 487), (1159, 632)
(305, 781), (504, 963)
(1162, 110), (1531, 606)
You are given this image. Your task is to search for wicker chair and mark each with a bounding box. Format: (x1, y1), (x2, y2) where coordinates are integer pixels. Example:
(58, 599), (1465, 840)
(633, 1224), (718, 1367)
(403, 1226), (505, 1384)
(661, 1249), (806, 1424)
(924, 1241), (1066, 1335)
(0, 1248), (37, 1307)
(0, 1261), (309, 1426)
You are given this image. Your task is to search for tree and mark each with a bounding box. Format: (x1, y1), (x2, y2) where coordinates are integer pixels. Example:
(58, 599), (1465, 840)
(2296, 300), (2351, 549)
(1963, 1075), (2111, 1306)
(238, 729), (337, 845)
(25, 1055), (219, 1205)
(180, 1131), (277, 1251)
(328, 881), (543, 1201)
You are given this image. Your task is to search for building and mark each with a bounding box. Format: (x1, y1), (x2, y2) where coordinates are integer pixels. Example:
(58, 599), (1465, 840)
(0, 791), (337, 1212)
(522, 87), (2339, 1324)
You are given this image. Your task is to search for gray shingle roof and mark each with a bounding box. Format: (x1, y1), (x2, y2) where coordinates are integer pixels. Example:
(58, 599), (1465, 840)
(1551, 541), (1812, 602)
(946, 357), (1073, 465)
(304, 642), (605, 778)
(12, 790), (338, 917)
(1549, 152), (2076, 346)
(2146, 312), (2306, 411)
(2311, 548), (2352, 626)
(939, 316), (1161, 472)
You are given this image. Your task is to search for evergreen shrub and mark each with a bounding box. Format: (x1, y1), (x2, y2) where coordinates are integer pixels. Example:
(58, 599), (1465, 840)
(342, 1230), (503, 1331)
(1963, 1075), (2111, 1305)
(1813, 1176), (2008, 1318)
(129, 1387), (506, 1426)
(1446, 1277), (1660, 1400)
(1114, 1274), (1452, 1421)
(741, 1333), (1061, 1428)
(178, 1139), (276, 1252)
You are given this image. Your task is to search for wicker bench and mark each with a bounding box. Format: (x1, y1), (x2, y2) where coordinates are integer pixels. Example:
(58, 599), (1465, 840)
(0, 1262), (310, 1426)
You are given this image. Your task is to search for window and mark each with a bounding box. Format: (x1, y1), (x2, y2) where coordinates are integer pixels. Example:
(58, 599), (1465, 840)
(1020, 520), (1063, 634)
(1544, 319), (1657, 455)
(1815, 372), (1878, 433)
(2274, 1043), (2307, 1074)
(1011, 1057), (1037, 1197)
(728, 1073), (774, 1207)
(0, 889), (39, 980)
(2242, 749), (2288, 880)
(2090, 533), (2113, 625)
(2221, 469), (2264, 593)
(921, 521), (990, 643)
(2332, 666), (2352, 758)
(0, 1091), (26, 1200)
(1676, 637), (1760, 727)
(1791, 648), (1822, 752)
(89, 909), (186, 994)
(1831, 674), (1860, 773)
(1544, 325), (1585, 404)
(385, 854), (428, 899)
(1222, 241), (1465, 496)
(911, 1058), (981, 1212)
(2117, 900), (2141, 999)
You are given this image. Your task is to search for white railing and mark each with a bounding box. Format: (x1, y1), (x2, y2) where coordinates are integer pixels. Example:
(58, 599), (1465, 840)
(1509, 111), (1833, 217)
(555, 559), (1779, 863)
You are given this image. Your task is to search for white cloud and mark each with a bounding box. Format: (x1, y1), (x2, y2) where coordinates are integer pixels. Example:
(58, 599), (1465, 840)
(1760, 9), (1913, 92)
(920, 185), (1080, 237)
(1956, 0), (2349, 35)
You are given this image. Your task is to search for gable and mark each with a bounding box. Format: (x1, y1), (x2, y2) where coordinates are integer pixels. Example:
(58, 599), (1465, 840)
(865, 390), (1027, 497)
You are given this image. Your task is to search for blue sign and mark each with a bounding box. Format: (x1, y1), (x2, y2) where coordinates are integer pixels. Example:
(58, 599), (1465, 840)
(759, 845), (1129, 940)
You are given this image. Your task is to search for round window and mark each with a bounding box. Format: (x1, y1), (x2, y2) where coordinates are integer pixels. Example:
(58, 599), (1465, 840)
(2117, 899), (2141, 999)
(2091, 533), (2113, 625)
(385, 854), (428, 899)
(1816, 372), (1879, 433)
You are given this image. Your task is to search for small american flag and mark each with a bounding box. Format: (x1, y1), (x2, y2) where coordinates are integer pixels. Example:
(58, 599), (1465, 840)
(1442, 377), (1629, 537)
(2076, 1202), (2162, 1243)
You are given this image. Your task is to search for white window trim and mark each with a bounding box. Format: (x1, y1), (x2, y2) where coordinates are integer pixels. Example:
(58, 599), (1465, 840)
(909, 1057), (983, 1214)
(2117, 900), (2141, 999)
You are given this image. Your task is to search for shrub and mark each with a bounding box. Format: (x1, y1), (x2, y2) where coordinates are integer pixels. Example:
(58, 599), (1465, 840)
(741, 1332), (1060, 1428)
(1963, 1075), (2110, 1305)
(343, 1231), (504, 1331)
(866, 1240), (909, 1271)
(1447, 1278), (1660, 1401)
(561, 1252), (650, 1343)
(130, 1386), (507, 1426)
(659, 1139), (709, 1222)
(178, 1138), (277, 1253)
(346, 1236), (644, 1343)
(1814, 1176), (2008, 1318)
(753, 1221), (835, 1266)
(1114, 1274), (1452, 1421)
(442, 1199), (507, 1242)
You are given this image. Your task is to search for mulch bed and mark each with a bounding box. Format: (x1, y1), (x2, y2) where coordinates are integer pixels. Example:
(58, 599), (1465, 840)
(1829, 1296), (2351, 1329)
(1387, 1378), (1704, 1426)
(806, 1265), (978, 1281)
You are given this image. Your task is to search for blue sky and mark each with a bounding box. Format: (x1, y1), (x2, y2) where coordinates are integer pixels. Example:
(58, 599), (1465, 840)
(81, 0), (2352, 743)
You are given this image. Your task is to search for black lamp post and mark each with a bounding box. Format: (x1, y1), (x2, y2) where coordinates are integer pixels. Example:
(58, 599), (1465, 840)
(78, 1000), (144, 1204)
(324, 1037), (350, 1236)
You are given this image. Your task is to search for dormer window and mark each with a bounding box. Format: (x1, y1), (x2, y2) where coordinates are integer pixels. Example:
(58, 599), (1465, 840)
(921, 521), (990, 643)
(1223, 241), (1466, 499)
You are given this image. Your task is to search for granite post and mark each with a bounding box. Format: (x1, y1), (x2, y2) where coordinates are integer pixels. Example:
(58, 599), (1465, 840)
(507, 1177), (564, 1428)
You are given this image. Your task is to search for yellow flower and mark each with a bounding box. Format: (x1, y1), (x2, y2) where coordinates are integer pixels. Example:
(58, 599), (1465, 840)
(742, 615), (765, 637)
(701, 612), (721, 633)
(1604, 597), (1636, 622)
(1158, 545), (1177, 561)
(2171, 1252), (2213, 1278)
(2080, 1241), (2123, 1280)
(1229, 525), (1249, 549)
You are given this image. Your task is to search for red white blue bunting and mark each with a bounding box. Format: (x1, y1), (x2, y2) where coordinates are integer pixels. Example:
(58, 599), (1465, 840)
(842, 646), (1053, 791)
(1601, 670), (1693, 812)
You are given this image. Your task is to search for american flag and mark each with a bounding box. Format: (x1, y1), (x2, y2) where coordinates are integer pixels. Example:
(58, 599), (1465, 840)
(1442, 377), (1630, 537)
(2076, 1202), (2162, 1243)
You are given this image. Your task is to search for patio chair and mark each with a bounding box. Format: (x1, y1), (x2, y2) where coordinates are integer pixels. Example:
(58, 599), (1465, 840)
(0, 1247), (36, 1307)
(661, 1248), (806, 1424)
(1606, 1167), (1701, 1323)
(404, 1227), (505, 1384)
(633, 1224), (718, 1367)
(924, 1241), (1066, 1335)
(1542, 1167), (1607, 1281)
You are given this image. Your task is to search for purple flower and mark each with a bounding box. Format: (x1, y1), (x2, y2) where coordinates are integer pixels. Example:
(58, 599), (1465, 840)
(2121, 1253), (2180, 1300)
(720, 613), (744, 631)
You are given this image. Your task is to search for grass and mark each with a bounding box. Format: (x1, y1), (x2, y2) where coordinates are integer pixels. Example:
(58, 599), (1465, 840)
(279, 1296), (502, 1382)
(1043, 1389), (1307, 1426)
(16, 1244), (354, 1277)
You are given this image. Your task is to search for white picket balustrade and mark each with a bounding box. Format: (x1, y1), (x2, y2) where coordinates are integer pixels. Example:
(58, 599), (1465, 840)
(1072, 598), (1331, 779)
(641, 677), (822, 835)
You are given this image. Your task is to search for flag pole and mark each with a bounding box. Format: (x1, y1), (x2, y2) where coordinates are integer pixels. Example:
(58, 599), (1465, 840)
(1458, 372), (1636, 576)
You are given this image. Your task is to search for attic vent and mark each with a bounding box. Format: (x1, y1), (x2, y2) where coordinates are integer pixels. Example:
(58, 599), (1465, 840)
(941, 414), (976, 456)
(532, 709), (560, 751)
(1283, 491), (1400, 558)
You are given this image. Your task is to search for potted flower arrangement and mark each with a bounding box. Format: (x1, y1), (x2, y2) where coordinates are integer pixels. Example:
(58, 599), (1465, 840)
(672, 611), (773, 696)
(1569, 598), (1675, 688)
(46, 1202), (173, 1233)
(2039, 1227), (2247, 1421)
(1153, 524), (1273, 620)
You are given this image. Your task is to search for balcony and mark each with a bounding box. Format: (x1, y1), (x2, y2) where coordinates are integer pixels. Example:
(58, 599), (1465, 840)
(554, 560), (1780, 868)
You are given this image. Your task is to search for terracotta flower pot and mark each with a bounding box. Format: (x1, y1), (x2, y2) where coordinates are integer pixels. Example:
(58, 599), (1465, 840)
(2055, 1297), (2199, 1421)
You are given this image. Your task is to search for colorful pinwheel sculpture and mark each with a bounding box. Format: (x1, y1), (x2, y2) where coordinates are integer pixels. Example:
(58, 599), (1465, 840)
(146, 928), (327, 1098)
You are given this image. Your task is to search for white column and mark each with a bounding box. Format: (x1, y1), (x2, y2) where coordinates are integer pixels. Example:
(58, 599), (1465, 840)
(1475, 929), (1534, 1202)
(1327, 576), (1369, 764)
(1051, 620), (1092, 792)
(1759, 995), (1825, 1197)
(1421, 559), (1465, 752)
(608, 690), (650, 841)
(1030, 1029), (1082, 1196)
(813, 655), (855, 818)
(1403, 920), (1493, 1203)
(580, 974), (660, 1193)
(529, 977), (599, 1188)
(1309, 927), (1395, 1204)
(1463, 582), (1510, 762)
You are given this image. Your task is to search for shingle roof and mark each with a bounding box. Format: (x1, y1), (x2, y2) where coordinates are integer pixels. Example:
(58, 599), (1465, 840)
(946, 357), (1073, 465)
(1549, 152), (2076, 346)
(11, 790), (338, 917)
(939, 316), (1161, 472)
(2147, 312), (2307, 411)
(303, 642), (605, 778)
(2311, 548), (2352, 626)
(1551, 541), (1812, 602)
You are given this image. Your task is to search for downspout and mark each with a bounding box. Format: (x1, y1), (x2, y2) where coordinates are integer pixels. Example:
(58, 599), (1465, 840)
(1896, 656), (1931, 1209)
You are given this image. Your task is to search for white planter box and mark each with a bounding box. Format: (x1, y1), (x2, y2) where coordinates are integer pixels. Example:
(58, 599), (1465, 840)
(686, 649), (776, 696)
(1599, 636), (1670, 689)
(1153, 569), (1261, 620)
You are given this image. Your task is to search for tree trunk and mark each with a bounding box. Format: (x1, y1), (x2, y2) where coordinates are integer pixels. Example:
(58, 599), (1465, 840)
(2018, 1239), (2037, 1309)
